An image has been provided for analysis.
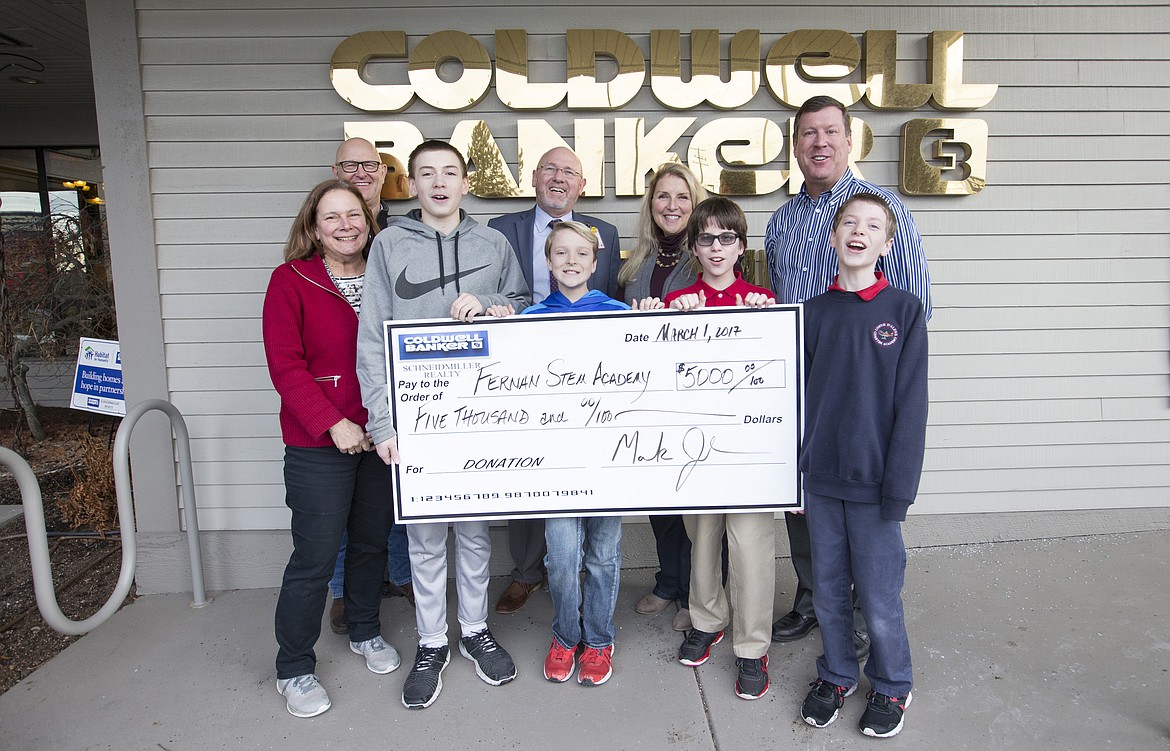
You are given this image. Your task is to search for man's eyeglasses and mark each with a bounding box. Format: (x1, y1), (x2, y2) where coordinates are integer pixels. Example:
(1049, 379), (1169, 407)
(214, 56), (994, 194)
(538, 165), (581, 180)
(336, 160), (383, 173)
(695, 232), (741, 247)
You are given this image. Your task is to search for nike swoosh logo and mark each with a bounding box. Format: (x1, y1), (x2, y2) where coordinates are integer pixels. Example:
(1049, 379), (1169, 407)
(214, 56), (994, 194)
(395, 264), (492, 299)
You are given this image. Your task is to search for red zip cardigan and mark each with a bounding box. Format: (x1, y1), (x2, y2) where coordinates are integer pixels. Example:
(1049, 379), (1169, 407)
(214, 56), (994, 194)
(262, 256), (368, 448)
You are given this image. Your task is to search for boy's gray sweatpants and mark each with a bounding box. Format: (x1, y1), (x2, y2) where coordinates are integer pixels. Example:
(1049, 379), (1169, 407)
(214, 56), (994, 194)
(407, 521), (491, 646)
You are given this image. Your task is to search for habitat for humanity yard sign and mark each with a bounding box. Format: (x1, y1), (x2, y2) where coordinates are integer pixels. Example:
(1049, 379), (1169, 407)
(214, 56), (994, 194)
(71, 337), (125, 416)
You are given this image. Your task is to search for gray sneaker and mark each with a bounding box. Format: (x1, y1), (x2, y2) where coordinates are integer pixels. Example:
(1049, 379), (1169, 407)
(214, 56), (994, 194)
(459, 628), (517, 686)
(350, 635), (401, 674)
(276, 674), (330, 718)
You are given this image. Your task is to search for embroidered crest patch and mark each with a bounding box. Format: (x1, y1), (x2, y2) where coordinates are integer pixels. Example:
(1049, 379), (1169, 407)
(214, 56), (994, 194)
(872, 322), (899, 346)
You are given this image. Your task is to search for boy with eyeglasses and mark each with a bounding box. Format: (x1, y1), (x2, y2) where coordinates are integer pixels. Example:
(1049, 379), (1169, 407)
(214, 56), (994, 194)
(661, 197), (778, 701)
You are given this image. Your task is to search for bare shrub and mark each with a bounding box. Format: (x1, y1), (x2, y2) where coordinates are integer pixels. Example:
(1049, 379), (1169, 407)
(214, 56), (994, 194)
(58, 435), (120, 533)
(1, 207), (116, 445)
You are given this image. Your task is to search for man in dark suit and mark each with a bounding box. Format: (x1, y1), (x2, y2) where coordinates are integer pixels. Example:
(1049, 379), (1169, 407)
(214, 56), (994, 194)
(487, 146), (622, 614)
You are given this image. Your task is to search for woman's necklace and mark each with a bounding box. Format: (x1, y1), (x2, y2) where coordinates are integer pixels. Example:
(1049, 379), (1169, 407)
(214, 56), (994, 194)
(655, 250), (681, 268)
(655, 231), (685, 268)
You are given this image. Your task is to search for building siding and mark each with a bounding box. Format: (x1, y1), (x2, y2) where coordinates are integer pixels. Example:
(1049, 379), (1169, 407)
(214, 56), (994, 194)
(126, 0), (1170, 531)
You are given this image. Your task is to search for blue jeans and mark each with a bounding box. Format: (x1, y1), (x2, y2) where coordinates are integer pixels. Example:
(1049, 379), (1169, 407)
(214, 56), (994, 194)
(786, 507), (866, 632)
(329, 524), (411, 598)
(274, 447), (393, 679)
(807, 492), (913, 697)
(545, 516), (622, 649)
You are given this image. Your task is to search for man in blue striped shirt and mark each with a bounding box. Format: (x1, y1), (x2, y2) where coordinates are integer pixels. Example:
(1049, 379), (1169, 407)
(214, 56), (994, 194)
(764, 95), (932, 656)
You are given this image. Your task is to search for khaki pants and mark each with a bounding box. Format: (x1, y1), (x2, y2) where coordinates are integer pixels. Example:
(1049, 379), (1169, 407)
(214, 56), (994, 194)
(683, 512), (776, 659)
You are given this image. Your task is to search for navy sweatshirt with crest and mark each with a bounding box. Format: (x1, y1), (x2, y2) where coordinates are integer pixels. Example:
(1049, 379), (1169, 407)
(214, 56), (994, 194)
(799, 280), (928, 521)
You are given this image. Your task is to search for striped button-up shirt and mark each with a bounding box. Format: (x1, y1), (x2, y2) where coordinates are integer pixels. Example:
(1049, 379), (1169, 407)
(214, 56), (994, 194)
(763, 169), (932, 320)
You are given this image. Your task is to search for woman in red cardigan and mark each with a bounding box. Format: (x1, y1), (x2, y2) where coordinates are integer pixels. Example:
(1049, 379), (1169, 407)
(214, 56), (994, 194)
(263, 180), (399, 718)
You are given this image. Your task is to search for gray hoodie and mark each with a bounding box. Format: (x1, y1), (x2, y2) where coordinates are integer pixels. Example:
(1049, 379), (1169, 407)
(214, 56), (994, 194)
(357, 209), (531, 444)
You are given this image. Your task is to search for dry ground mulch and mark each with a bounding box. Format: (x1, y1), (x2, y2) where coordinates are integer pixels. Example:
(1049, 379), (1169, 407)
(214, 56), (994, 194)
(0, 406), (129, 695)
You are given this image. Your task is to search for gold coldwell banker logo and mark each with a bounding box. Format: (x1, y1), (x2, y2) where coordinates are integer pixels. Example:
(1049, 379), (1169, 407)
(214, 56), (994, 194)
(330, 29), (994, 198)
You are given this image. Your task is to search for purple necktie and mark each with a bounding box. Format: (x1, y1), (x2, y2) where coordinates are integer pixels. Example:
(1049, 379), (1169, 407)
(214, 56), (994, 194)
(548, 219), (562, 294)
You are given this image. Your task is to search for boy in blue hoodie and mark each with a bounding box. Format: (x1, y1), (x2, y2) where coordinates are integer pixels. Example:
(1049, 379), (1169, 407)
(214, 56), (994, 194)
(489, 221), (628, 685)
(797, 192), (927, 738)
(515, 221), (630, 315)
(356, 140), (529, 710)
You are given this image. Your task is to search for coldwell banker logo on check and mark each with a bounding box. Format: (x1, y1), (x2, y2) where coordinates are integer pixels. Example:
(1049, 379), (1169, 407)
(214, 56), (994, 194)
(398, 330), (490, 360)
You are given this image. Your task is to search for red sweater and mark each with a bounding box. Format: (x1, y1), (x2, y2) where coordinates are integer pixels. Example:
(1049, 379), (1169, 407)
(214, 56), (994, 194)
(262, 256), (367, 448)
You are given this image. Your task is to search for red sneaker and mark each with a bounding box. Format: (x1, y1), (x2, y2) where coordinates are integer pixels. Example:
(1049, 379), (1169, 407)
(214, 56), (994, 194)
(543, 639), (578, 683)
(577, 645), (614, 686)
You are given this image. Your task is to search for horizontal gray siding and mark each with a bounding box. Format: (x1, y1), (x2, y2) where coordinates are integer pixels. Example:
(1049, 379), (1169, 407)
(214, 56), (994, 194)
(136, 0), (1170, 530)
(0, 359), (75, 409)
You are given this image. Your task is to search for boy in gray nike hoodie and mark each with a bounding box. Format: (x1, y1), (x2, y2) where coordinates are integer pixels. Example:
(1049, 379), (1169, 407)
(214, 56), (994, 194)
(357, 140), (530, 709)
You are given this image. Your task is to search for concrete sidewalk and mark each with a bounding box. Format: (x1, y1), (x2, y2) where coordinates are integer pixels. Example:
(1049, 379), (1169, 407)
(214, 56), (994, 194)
(1, 531), (1167, 750)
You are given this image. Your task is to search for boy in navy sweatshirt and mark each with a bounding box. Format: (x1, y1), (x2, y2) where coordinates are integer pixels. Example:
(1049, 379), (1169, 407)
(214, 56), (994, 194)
(797, 193), (928, 739)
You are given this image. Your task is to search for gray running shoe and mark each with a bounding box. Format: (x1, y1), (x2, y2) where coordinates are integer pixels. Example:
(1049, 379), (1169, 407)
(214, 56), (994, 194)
(350, 635), (401, 674)
(276, 674), (330, 718)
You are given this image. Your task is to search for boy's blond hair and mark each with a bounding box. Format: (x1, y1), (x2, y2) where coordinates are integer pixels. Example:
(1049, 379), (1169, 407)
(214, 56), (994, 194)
(544, 220), (599, 260)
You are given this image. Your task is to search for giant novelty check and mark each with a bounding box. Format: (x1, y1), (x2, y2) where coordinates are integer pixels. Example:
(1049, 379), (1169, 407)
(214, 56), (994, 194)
(384, 306), (803, 523)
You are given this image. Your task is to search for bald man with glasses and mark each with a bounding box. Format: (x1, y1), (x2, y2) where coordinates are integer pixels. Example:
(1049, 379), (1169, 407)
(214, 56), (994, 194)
(332, 137), (392, 229)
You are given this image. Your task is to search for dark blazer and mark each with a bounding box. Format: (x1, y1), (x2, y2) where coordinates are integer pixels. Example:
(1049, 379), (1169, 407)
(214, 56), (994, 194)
(488, 207), (622, 300)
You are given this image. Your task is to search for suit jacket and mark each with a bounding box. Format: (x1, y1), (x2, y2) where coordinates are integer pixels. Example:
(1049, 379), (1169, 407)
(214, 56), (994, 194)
(488, 207), (622, 300)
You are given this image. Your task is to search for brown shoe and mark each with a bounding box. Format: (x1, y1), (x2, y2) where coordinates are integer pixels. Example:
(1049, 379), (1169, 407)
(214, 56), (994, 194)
(635, 592), (673, 615)
(328, 598), (346, 634)
(672, 607), (692, 632)
(495, 579), (542, 614)
(383, 580), (416, 608)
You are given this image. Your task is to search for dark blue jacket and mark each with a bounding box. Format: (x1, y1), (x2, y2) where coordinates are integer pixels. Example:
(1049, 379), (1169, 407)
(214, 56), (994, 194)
(799, 283), (928, 521)
(489, 208), (622, 300)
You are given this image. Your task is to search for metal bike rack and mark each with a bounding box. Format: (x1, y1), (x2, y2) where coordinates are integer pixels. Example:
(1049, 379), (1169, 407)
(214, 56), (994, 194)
(0, 398), (208, 636)
(114, 399), (208, 610)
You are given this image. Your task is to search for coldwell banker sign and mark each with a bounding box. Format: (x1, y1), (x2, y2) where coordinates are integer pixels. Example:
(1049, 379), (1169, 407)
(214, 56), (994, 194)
(331, 28), (995, 199)
(398, 330), (490, 358)
(71, 337), (125, 417)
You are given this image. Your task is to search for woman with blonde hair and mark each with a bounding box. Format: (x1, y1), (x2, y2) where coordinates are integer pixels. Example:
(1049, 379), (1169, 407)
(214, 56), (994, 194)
(617, 163), (709, 631)
(618, 162), (709, 305)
